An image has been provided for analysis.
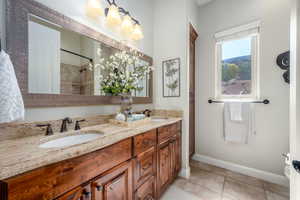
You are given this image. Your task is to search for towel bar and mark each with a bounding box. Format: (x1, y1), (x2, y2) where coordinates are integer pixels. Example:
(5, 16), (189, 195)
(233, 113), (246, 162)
(208, 99), (270, 104)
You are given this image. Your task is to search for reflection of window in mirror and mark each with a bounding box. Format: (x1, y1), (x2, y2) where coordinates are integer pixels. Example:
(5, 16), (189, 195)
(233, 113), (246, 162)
(28, 15), (61, 94)
(28, 15), (96, 96)
(135, 60), (149, 97)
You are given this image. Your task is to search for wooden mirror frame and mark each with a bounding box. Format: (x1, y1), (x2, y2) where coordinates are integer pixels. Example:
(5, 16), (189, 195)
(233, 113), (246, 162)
(6, 0), (153, 108)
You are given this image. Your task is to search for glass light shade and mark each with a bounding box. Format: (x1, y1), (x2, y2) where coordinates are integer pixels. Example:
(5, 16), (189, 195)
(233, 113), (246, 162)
(131, 24), (144, 40)
(106, 4), (122, 27)
(121, 15), (134, 36)
(86, 0), (103, 18)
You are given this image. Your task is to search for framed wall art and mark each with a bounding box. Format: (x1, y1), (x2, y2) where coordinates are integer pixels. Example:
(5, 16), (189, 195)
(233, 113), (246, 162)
(163, 58), (180, 97)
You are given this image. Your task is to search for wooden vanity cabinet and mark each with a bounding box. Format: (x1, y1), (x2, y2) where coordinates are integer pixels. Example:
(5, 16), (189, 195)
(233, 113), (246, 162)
(0, 121), (181, 200)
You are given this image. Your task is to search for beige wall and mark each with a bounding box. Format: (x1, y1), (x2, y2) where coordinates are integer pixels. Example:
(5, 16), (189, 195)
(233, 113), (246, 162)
(153, 0), (199, 178)
(196, 0), (290, 176)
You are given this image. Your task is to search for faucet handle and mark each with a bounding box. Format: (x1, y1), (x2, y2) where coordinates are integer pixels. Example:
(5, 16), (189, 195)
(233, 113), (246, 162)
(143, 109), (152, 117)
(63, 117), (73, 123)
(36, 124), (53, 136)
(75, 119), (86, 130)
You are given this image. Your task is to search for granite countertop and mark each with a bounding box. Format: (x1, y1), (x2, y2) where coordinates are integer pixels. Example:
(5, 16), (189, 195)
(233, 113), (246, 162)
(0, 117), (181, 180)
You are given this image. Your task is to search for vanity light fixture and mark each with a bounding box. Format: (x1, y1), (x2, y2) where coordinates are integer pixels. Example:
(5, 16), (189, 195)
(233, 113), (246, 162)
(106, 4), (122, 27)
(121, 14), (134, 36)
(104, 0), (144, 40)
(131, 23), (144, 40)
(86, 0), (103, 18)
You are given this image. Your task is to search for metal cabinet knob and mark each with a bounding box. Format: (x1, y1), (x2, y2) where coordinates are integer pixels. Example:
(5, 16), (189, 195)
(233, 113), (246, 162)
(96, 185), (103, 191)
(82, 189), (90, 197)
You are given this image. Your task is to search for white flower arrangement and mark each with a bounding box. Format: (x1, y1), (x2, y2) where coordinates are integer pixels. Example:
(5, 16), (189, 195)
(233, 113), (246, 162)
(95, 48), (153, 96)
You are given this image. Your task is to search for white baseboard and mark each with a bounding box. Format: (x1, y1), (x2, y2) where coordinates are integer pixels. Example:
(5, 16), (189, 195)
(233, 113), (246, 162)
(179, 166), (191, 179)
(192, 154), (289, 187)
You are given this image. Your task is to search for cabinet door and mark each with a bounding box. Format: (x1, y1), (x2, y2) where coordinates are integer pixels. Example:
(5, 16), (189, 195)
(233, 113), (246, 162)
(170, 136), (181, 179)
(134, 176), (156, 200)
(157, 141), (172, 196)
(134, 147), (156, 189)
(91, 161), (133, 200)
(56, 185), (91, 200)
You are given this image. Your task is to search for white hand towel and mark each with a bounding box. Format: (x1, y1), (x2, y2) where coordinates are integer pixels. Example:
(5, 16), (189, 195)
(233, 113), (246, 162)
(0, 50), (24, 123)
(223, 102), (255, 144)
(229, 102), (243, 121)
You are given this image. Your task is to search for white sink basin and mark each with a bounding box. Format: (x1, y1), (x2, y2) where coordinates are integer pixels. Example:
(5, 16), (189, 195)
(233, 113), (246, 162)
(39, 133), (104, 149)
(151, 118), (168, 122)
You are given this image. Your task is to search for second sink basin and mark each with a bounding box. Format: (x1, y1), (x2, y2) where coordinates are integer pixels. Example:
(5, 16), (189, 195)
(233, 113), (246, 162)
(39, 133), (104, 149)
(151, 117), (169, 122)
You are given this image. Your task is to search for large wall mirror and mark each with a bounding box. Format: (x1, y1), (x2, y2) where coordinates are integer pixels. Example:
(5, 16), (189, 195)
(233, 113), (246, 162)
(6, 0), (153, 107)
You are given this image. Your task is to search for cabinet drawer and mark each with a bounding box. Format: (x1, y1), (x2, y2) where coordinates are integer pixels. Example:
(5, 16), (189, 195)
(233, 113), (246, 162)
(133, 147), (156, 189)
(134, 176), (156, 200)
(134, 130), (157, 156)
(158, 123), (179, 143)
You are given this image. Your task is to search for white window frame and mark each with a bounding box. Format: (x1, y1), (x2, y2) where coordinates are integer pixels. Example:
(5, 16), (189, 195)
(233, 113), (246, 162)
(215, 21), (260, 100)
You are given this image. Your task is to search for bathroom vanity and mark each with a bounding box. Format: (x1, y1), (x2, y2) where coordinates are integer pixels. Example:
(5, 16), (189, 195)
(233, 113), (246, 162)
(0, 119), (181, 200)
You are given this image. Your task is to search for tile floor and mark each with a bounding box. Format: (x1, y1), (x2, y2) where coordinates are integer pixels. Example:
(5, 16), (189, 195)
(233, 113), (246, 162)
(161, 160), (289, 200)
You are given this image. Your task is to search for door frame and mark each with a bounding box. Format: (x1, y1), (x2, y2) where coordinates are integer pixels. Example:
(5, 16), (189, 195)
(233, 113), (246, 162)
(290, 0), (300, 199)
(189, 23), (198, 159)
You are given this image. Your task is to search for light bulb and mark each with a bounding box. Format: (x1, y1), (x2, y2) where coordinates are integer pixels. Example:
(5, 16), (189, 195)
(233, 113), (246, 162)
(131, 24), (144, 40)
(106, 4), (122, 27)
(121, 15), (134, 37)
(86, 0), (103, 18)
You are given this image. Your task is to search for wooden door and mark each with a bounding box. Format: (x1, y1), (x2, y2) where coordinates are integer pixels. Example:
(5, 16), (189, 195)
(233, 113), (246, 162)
(91, 161), (133, 200)
(157, 141), (172, 196)
(56, 185), (91, 200)
(189, 24), (198, 158)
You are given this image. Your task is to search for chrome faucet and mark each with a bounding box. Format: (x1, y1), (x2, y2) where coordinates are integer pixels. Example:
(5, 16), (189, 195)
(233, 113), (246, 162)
(60, 117), (72, 133)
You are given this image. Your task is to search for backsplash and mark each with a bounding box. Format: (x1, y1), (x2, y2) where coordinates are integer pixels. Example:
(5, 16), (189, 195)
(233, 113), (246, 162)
(0, 114), (113, 141)
(151, 109), (183, 118)
(0, 109), (182, 141)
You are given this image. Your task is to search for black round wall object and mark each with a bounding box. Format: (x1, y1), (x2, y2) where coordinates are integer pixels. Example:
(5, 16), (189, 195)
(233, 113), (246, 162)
(282, 69), (290, 84)
(276, 51), (290, 70)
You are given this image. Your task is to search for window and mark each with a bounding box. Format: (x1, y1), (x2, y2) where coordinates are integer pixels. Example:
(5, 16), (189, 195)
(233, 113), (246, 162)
(215, 21), (259, 99)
